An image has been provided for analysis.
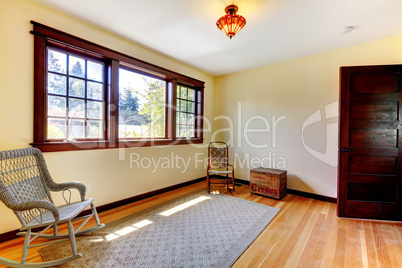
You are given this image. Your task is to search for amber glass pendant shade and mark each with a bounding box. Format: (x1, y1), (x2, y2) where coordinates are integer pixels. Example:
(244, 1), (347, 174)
(216, 5), (246, 39)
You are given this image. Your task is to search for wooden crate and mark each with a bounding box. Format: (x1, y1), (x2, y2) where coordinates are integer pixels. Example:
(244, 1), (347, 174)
(250, 167), (287, 199)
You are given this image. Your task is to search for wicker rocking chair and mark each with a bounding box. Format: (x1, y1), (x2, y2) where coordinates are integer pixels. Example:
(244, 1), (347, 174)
(0, 148), (105, 267)
(207, 141), (235, 193)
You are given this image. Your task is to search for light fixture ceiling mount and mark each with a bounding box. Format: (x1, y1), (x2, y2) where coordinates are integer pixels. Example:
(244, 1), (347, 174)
(216, 4), (246, 39)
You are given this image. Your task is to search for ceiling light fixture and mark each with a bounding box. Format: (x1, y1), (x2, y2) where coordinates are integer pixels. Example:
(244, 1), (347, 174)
(216, 5), (246, 39)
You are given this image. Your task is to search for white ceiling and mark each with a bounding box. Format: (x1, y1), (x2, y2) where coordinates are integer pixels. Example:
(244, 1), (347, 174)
(35, 0), (402, 77)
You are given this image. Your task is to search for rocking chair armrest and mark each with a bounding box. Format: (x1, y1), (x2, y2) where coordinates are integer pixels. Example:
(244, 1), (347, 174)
(50, 181), (86, 201)
(13, 200), (60, 221)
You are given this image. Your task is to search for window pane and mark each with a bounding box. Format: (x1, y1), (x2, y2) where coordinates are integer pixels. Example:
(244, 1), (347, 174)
(87, 81), (103, 100)
(48, 73), (66, 95)
(179, 126), (186, 137)
(187, 126), (194, 138)
(69, 78), (85, 98)
(180, 112), (186, 124)
(48, 118), (66, 139)
(181, 87), (187, 99)
(119, 117), (146, 138)
(69, 56), (85, 78)
(69, 99), (85, 118)
(48, 49), (66, 74)
(180, 100), (187, 112)
(187, 102), (194, 113)
(187, 89), (195, 101)
(87, 101), (103, 119)
(187, 114), (194, 126)
(87, 120), (103, 138)
(87, 61), (103, 82)
(119, 69), (166, 138)
(48, 96), (66, 117)
(176, 85), (197, 139)
(69, 119), (85, 139)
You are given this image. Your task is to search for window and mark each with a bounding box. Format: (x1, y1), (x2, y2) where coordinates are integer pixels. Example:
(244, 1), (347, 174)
(176, 85), (196, 138)
(47, 49), (105, 140)
(31, 21), (204, 152)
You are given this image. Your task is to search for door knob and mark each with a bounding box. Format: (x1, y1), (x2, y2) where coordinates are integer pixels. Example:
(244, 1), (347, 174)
(340, 148), (351, 152)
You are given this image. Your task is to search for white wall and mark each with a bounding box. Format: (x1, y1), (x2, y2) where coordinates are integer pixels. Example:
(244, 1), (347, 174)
(215, 35), (402, 198)
(0, 0), (215, 233)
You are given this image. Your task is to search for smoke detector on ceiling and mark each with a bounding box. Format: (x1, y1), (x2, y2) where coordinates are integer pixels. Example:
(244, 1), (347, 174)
(339, 26), (354, 35)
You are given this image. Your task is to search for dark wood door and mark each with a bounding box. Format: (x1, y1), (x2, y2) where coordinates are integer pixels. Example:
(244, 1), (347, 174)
(338, 65), (402, 220)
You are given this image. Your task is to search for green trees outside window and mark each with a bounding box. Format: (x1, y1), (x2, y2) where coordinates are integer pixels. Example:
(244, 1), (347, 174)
(119, 68), (166, 138)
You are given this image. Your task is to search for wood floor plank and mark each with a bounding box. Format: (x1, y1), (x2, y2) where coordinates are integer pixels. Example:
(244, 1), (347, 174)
(359, 227), (369, 268)
(380, 223), (402, 267)
(364, 221), (381, 268)
(271, 198), (314, 267)
(372, 222), (393, 267)
(320, 205), (339, 267)
(0, 182), (401, 268)
(286, 200), (323, 267)
(298, 208), (326, 267)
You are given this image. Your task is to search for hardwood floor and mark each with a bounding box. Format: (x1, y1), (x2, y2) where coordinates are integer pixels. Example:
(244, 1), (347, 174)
(0, 182), (401, 267)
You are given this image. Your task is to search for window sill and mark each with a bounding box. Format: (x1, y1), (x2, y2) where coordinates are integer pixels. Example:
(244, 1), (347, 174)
(31, 139), (204, 152)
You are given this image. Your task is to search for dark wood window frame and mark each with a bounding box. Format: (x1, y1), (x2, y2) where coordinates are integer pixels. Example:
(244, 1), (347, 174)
(31, 21), (204, 152)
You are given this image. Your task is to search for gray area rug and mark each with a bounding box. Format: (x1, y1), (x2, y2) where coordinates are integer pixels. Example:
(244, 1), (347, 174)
(39, 190), (280, 267)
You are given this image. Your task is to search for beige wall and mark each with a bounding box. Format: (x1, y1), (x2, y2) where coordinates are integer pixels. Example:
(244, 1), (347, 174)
(1, 0), (402, 235)
(0, 0), (215, 233)
(215, 35), (402, 198)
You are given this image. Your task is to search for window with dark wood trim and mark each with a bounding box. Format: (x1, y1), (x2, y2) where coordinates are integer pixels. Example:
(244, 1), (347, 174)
(46, 47), (106, 141)
(176, 85), (197, 139)
(31, 21), (204, 152)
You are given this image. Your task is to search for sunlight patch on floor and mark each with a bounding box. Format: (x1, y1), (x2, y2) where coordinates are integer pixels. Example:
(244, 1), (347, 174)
(89, 238), (104, 242)
(105, 219), (154, 241)
(159, 196), (211, 216)
(115, 226), (137, 236)
(106, 233), (120, 241)
(133, 219), (153, 228)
